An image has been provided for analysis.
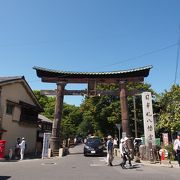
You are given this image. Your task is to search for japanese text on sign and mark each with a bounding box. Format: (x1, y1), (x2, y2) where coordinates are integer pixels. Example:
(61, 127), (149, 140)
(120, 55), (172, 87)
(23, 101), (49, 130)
(142, 92), (155, 145)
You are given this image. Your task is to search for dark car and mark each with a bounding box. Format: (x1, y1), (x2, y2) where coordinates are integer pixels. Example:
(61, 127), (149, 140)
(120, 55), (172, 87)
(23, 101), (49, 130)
(84, 137), (104, 156)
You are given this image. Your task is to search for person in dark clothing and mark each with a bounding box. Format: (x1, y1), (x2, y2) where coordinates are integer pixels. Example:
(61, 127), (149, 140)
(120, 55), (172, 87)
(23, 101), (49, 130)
(106, 135), (114, 166)
(15, 138), (21, 159)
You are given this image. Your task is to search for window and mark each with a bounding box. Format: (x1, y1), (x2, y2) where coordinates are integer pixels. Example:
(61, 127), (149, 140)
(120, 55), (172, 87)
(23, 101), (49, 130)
(6, 103), (14, 115)
(19, 101), (40, 124)
(20, 107), (38, 123)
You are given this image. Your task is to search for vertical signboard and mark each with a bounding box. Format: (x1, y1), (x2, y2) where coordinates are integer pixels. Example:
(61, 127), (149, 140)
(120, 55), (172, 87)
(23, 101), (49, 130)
(142, 92), (155, 146)
(42, 133), (51, 159)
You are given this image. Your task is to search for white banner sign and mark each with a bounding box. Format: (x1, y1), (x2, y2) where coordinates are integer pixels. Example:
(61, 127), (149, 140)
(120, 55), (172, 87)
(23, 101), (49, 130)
(142, 92), (155, 145)
(42, 133), (51, 159)
(162, 133), (169, 146)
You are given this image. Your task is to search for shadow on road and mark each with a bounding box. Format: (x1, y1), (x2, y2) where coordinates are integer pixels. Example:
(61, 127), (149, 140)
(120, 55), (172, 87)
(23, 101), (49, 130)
(113, 164), (142, 170)
(0, 176), (11, 180)
(69, 152), (84, 155)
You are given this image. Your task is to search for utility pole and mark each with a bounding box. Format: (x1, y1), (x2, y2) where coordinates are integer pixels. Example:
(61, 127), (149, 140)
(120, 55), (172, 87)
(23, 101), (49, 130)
(174, 24), (180, 84)
(133, 96), (138, 138)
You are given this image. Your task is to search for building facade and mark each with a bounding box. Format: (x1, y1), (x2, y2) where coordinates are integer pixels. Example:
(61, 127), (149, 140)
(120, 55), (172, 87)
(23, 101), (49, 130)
(0, 76), (43, 156)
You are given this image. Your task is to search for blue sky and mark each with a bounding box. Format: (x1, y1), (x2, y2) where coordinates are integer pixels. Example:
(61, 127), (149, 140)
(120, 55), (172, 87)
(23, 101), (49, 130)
(0, 0), (180, 106)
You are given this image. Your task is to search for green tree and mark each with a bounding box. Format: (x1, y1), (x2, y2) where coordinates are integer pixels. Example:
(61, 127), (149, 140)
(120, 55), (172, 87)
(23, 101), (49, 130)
(34, 81), (158, 140)
(61, 103), (83, 139)
(156, 84), (180, 136)
(127, 82), (158, 137)
(78, 82), (155, 138)
(34, 90), (84, 139)
(33, 90), (55, 119)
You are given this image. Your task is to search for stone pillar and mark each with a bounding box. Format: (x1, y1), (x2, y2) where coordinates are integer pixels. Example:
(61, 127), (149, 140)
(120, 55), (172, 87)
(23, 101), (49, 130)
(119, 81), (130, 138)
(50, 82), (66, 152)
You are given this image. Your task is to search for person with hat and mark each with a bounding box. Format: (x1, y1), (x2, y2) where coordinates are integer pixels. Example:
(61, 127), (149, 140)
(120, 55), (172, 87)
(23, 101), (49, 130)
(173, 132), (180, 167)
(106, 135), (114, 166)
(19, 137), (26, 160)
(119, 137), (132, 169)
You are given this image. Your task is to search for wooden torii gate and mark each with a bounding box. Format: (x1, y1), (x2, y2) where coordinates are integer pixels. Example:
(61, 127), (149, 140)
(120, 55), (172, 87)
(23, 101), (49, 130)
(33, 65), (152, 154)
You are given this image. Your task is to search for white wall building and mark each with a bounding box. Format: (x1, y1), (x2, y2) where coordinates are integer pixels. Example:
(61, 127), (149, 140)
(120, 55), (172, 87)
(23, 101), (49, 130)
(0, 76), (43, 156)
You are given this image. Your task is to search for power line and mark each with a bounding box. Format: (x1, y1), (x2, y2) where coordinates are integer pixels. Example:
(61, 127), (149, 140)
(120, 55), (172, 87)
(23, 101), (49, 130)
(174, 25), (180, 84)
(99, 42), (179, 69)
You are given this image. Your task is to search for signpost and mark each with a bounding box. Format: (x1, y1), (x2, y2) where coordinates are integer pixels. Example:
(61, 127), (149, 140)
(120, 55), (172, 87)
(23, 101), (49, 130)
(142, 92), (155, 146)
(42, 133), (51, 159)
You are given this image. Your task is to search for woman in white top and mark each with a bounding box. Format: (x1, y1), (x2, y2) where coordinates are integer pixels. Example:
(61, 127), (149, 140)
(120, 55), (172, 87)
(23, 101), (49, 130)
(174, 133), (180, 167)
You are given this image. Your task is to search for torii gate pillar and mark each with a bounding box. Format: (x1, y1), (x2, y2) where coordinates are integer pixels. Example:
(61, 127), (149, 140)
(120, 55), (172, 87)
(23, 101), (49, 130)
(119, 81), (131, 138)
(50, 82), (66, 152)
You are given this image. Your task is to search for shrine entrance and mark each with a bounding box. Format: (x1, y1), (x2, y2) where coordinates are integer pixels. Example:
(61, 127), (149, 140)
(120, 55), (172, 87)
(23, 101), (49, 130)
(34, 65), (152, 155)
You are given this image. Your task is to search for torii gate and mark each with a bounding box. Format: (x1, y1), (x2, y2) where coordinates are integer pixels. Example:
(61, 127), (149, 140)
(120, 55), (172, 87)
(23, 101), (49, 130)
(33, 65), (152, 153)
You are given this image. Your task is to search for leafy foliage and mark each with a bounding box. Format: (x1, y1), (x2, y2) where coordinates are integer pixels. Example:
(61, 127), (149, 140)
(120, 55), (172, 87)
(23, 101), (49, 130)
(61, 103), (83, 139)
(34, 83), (178, 141)
(156, 85), (180, 134)
(33, 90), (55, 120)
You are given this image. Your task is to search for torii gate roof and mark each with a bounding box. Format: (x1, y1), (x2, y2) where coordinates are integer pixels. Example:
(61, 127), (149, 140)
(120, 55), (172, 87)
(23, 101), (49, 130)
(33, 65), (152, 83)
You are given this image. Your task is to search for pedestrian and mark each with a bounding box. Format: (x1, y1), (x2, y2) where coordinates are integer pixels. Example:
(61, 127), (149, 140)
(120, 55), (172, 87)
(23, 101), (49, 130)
(14, 138), (21, 160)
(173, 132), (180, 167)
(19, 137), (26, 160)
(106, 135), (114, 166)
(113, 136), (118, 148)
(119, 137), (132, 169)
(68, 138), (71, 147)
(74, 137), (77, 145)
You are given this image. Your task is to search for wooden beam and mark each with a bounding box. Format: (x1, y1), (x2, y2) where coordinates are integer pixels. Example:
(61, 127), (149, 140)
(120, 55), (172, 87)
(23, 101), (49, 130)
(41, 77), (144, 84)
(40, 89), (143, 96)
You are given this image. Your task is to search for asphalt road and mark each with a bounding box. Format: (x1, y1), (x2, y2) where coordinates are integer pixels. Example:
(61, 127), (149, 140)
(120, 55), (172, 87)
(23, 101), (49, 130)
(0, 144), (179, 180)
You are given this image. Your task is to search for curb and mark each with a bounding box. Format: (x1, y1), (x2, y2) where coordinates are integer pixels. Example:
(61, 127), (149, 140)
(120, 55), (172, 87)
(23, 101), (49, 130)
(140, 160), (179, 168)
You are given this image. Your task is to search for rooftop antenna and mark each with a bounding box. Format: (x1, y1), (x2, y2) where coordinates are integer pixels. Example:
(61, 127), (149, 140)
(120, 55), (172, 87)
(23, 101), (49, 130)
(174, 24), (180, 84)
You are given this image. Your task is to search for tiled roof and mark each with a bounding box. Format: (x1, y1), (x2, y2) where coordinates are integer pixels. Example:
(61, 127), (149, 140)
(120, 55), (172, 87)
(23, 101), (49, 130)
(0, 76), (24, 84)
(33, 65), (152, 79)
(33, 65), (152, 76)
(0, 76), (43, 112)
(38, 114), (52, 123)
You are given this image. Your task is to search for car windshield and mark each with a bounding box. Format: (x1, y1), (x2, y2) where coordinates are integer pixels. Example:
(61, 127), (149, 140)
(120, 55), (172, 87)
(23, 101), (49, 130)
(86, 138), (101, 146)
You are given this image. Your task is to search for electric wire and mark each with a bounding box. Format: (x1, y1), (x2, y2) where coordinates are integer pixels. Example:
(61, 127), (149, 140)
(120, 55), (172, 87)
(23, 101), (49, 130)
(99, 42), (179, 69)
(174, 25), (180, 84)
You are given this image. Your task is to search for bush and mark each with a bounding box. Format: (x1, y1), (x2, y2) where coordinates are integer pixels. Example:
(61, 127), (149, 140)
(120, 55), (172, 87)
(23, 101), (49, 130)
(164, 144), (175, 160)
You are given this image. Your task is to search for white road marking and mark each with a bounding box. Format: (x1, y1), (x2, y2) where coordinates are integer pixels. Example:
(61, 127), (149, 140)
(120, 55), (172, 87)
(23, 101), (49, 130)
(90, 163), (105, 167)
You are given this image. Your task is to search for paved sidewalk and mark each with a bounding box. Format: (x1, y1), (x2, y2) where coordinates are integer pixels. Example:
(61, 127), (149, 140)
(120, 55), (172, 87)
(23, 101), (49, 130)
(112, 155), (180, 168)
(140, 160), (179, 168)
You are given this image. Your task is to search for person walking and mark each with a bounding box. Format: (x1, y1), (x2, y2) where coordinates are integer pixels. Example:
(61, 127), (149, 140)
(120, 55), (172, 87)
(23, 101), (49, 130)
(14, 138), (21, 160)
(19, 137), (26, 160)
(119, 137), (132, 169)
(174, 132), (180, 167)
(113, 136), (118, 148)
(106, 135), (114, 166)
